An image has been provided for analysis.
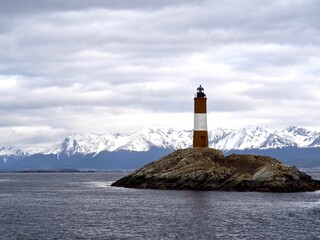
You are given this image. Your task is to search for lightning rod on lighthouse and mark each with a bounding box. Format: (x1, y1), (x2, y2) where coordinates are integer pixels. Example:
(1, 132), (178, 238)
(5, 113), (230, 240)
(193, 85), (208, 148)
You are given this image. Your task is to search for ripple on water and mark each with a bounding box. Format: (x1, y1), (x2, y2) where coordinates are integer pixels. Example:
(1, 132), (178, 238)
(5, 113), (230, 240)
(1, 172), (320, 239)
(0, 179), (13, 182)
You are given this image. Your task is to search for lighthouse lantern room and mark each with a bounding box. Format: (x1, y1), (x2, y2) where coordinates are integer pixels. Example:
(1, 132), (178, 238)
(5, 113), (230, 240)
(193, 85), (208, 148)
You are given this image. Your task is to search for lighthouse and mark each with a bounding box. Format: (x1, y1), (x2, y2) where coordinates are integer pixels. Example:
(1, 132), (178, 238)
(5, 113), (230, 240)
(193, 85), (208, 148)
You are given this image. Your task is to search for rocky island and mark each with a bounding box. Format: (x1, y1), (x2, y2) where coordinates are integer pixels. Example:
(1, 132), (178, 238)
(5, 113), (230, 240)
(112, 148), (320, 192)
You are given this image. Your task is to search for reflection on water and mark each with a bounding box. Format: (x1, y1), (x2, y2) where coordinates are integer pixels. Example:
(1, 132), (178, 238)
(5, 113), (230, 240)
(83, 181), (114, 188)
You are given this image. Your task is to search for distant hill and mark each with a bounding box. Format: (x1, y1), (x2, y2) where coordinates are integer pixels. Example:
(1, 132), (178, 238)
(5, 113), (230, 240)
(1, 126), (320, 170)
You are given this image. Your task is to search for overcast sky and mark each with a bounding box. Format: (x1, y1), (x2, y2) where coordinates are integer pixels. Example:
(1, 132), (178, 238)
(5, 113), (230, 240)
(1, 0), (320, 147)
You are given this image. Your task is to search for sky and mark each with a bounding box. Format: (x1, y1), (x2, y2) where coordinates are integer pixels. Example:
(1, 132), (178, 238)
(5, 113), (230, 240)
(0, 0), (320, 147)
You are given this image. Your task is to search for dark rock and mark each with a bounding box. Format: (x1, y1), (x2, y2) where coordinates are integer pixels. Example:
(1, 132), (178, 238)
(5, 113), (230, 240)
(111, 148), (320, 192)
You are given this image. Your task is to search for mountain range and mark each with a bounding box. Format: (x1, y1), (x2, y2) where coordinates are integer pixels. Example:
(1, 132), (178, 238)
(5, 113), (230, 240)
(1, 126), (320, 170)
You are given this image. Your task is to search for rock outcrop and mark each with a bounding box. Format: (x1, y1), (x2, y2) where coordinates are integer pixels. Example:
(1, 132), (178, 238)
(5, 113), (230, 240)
(112, 148), (320, 192)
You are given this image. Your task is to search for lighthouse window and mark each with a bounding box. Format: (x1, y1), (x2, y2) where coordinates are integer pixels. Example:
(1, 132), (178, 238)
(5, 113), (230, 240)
(196, 85), (206, 98)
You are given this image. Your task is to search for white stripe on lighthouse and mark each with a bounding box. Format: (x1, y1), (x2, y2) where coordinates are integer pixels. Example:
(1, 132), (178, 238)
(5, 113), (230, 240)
(194, 113), (207, 131)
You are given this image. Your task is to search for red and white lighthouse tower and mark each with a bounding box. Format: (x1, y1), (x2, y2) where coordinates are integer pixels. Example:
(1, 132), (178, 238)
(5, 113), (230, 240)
(193, 85), (208, 148)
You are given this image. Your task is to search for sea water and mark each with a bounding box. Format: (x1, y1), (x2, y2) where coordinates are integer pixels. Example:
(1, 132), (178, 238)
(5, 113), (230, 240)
(0, 172), (319, 239)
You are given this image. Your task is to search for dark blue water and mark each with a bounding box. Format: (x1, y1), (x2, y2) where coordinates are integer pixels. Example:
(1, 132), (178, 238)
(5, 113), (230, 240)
(0, 172), (320, 240)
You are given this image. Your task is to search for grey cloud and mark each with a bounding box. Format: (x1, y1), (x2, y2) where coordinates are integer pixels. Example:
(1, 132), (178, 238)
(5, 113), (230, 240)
(0, 0), (195, 15)
(2, 2), (319, 85)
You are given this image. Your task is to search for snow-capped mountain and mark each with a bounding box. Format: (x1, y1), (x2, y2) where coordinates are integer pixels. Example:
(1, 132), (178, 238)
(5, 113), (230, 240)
(208, 126), (317, 150)
(0, 146), (26, 164)
(1, 126), (320, 170)
(20, 126), (320, 156)
(34, 129), (193, 156)
(1, 125), (320, 159)
(209, 126), (274, 150)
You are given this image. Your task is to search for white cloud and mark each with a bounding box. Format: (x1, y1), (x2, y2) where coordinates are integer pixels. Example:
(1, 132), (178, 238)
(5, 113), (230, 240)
(0, 126), (68, 147)
(0, 0), (319, 146)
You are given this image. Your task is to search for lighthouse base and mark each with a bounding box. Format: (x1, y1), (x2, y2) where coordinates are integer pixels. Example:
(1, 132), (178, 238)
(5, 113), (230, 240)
(193, 131), (208, 148)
